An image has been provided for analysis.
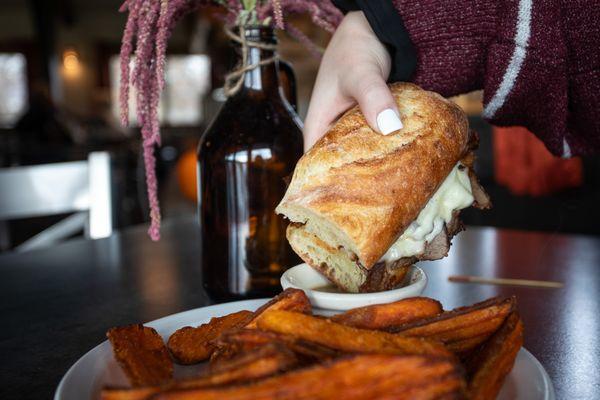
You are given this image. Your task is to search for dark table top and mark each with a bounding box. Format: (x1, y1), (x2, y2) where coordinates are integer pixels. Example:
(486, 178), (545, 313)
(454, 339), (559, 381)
(1, 216), (599, 399)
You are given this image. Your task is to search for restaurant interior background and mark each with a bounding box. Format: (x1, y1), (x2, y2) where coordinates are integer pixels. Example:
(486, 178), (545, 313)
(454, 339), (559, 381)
(1, 0), (599, 252)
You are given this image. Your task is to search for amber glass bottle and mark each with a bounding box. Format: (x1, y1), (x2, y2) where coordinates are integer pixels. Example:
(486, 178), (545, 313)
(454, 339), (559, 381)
(197, 27), (303, 302)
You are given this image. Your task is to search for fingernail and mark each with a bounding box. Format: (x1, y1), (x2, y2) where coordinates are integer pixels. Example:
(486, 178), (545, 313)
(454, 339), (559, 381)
(376, 109), (403, 135)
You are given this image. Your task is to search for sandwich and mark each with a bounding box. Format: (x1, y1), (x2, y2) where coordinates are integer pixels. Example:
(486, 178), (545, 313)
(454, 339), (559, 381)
(276, 83), (490, 293)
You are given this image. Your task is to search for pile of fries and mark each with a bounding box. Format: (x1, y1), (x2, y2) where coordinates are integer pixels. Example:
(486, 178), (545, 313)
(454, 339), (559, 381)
(102, 288), (523, 400)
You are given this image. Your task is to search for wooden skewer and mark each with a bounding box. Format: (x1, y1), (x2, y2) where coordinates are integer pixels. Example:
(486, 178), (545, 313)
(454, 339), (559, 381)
(448, 275), (564, 289)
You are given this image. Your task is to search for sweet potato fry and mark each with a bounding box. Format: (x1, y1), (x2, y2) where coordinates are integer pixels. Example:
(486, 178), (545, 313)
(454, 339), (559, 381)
(208, 329), (277, 365)
(391, 297), (515, 354)
(151, 354), (465, 400)
(101, 343), (298, 400)
(101, 387), (156, 400)
(244, 288), (311, 329)
(467, 312), (524, 400)
(167, 289), (309, 364)
(167, 310), (253, 364)
(208, 343), (241, 365)
(211, 330), (304, 365)
(330, 297), (443, 330)
(107, 325), (173, 387)
(445, 336), (491, 356)
(255, 310), (451, 357)
(215, 328), (275, 350)
(214, 328), (339, 364)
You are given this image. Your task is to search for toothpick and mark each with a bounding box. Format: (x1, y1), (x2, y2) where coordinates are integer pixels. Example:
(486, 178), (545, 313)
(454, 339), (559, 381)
(448, 275), (564, 289)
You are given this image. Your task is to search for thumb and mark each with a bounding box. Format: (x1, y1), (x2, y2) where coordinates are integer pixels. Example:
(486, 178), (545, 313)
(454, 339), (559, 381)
(303, 89), (354, 152)
(347, 75), (402, 135)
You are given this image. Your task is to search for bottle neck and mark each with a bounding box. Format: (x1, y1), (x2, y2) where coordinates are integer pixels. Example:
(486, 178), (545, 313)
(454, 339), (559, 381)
(235, 27), (280, 97)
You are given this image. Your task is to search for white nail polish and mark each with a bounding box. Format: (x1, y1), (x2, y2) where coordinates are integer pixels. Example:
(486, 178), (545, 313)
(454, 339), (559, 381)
(376, 109), (403, 135)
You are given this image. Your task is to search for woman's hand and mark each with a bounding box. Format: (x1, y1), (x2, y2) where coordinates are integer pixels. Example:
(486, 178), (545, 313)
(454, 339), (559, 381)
(303, 11), (402, 151)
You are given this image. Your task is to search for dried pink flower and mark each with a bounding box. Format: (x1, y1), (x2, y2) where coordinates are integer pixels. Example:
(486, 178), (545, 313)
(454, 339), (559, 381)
(272, 0), (284, 29)
(119, 0), (342, 240)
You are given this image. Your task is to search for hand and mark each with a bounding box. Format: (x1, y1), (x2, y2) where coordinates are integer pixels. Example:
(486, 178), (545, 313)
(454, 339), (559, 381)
(303, 11), (402, 151)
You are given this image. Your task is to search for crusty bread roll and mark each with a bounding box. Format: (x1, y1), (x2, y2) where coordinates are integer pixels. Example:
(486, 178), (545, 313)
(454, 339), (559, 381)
(277, 83), (489, 293)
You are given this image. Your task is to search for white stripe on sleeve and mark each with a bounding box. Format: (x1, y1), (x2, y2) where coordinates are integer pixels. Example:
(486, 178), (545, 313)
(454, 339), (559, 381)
(562, 138), (572, 158)
(483, 0), (533, 119)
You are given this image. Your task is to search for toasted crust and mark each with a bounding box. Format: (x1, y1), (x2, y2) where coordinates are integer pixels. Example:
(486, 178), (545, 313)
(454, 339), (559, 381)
(277, 83), (470, 269)
(286, 221), (413, 292)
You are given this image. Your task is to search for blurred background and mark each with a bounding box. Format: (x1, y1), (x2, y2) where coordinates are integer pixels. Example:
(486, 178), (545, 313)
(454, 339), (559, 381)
(0, 0), (598, 253)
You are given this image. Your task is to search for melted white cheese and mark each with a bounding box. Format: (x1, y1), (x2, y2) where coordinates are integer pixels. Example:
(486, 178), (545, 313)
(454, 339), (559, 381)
(380, 163), (474, 262)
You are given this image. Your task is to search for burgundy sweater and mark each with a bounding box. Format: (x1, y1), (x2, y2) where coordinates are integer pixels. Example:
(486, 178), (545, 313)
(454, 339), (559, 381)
(391, 0), (600, 157)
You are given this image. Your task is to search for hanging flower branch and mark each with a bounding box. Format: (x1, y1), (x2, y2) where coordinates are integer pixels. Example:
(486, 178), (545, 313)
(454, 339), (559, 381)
(119, 0), (342, 241)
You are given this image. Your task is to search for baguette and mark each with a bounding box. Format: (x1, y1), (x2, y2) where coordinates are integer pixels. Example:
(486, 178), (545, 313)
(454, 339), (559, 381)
(277, 83), (490, 292)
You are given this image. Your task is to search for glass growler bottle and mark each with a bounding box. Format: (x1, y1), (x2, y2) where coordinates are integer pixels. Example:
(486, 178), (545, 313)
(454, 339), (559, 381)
(197, 26), (303, 302)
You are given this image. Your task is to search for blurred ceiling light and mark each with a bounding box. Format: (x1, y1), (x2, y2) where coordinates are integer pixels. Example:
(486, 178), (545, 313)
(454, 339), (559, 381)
(63, 49), (80, 76)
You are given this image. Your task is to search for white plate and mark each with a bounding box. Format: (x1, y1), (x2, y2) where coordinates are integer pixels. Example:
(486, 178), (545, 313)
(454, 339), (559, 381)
(281, 263), (427, 311)
(55, 299), (555, 400)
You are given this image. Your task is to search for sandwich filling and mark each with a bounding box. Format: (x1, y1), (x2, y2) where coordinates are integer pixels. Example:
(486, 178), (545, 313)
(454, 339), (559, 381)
(380, 163), (474, 262)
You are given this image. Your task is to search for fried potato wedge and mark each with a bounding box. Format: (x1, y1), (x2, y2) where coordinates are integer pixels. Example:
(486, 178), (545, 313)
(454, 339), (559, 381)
(255, 310), (451, 357)
(107, 325), (173, 387)
(167, 289), (310, 364)
(214, 328), (339, 364)
(151, 354), (465, 400)
(101, 343), (298, 400)
(331, 297), (443, 330)
(208, 343), (241, 365)
(244, 288), (312, 329)
(209, 329), (288, 365)
(167, 310), (253, 365)
(466, 312), (524, 400)
(391, 297), (515, 354)
(445, 336), (491, 356)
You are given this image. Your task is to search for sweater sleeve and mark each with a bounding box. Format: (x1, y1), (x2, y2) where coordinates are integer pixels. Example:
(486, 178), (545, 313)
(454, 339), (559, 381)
(390, 0), (600, 157)
(392, 0), (498, 97)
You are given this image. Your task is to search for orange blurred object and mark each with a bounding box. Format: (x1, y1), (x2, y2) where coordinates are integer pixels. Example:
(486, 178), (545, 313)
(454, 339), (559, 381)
(493, 127), (583, 196)
(176, 148), (198, 202)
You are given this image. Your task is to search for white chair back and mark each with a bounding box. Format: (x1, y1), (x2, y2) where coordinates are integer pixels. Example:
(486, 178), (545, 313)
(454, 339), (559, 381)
(0, 152), (113, 251)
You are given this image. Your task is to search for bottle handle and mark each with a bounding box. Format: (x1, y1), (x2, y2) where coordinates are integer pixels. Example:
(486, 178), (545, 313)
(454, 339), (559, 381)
(278, 60), (298, 111)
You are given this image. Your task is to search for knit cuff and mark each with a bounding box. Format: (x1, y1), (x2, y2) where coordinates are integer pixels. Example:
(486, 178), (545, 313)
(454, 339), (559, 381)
(481, 1), (570, 156)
